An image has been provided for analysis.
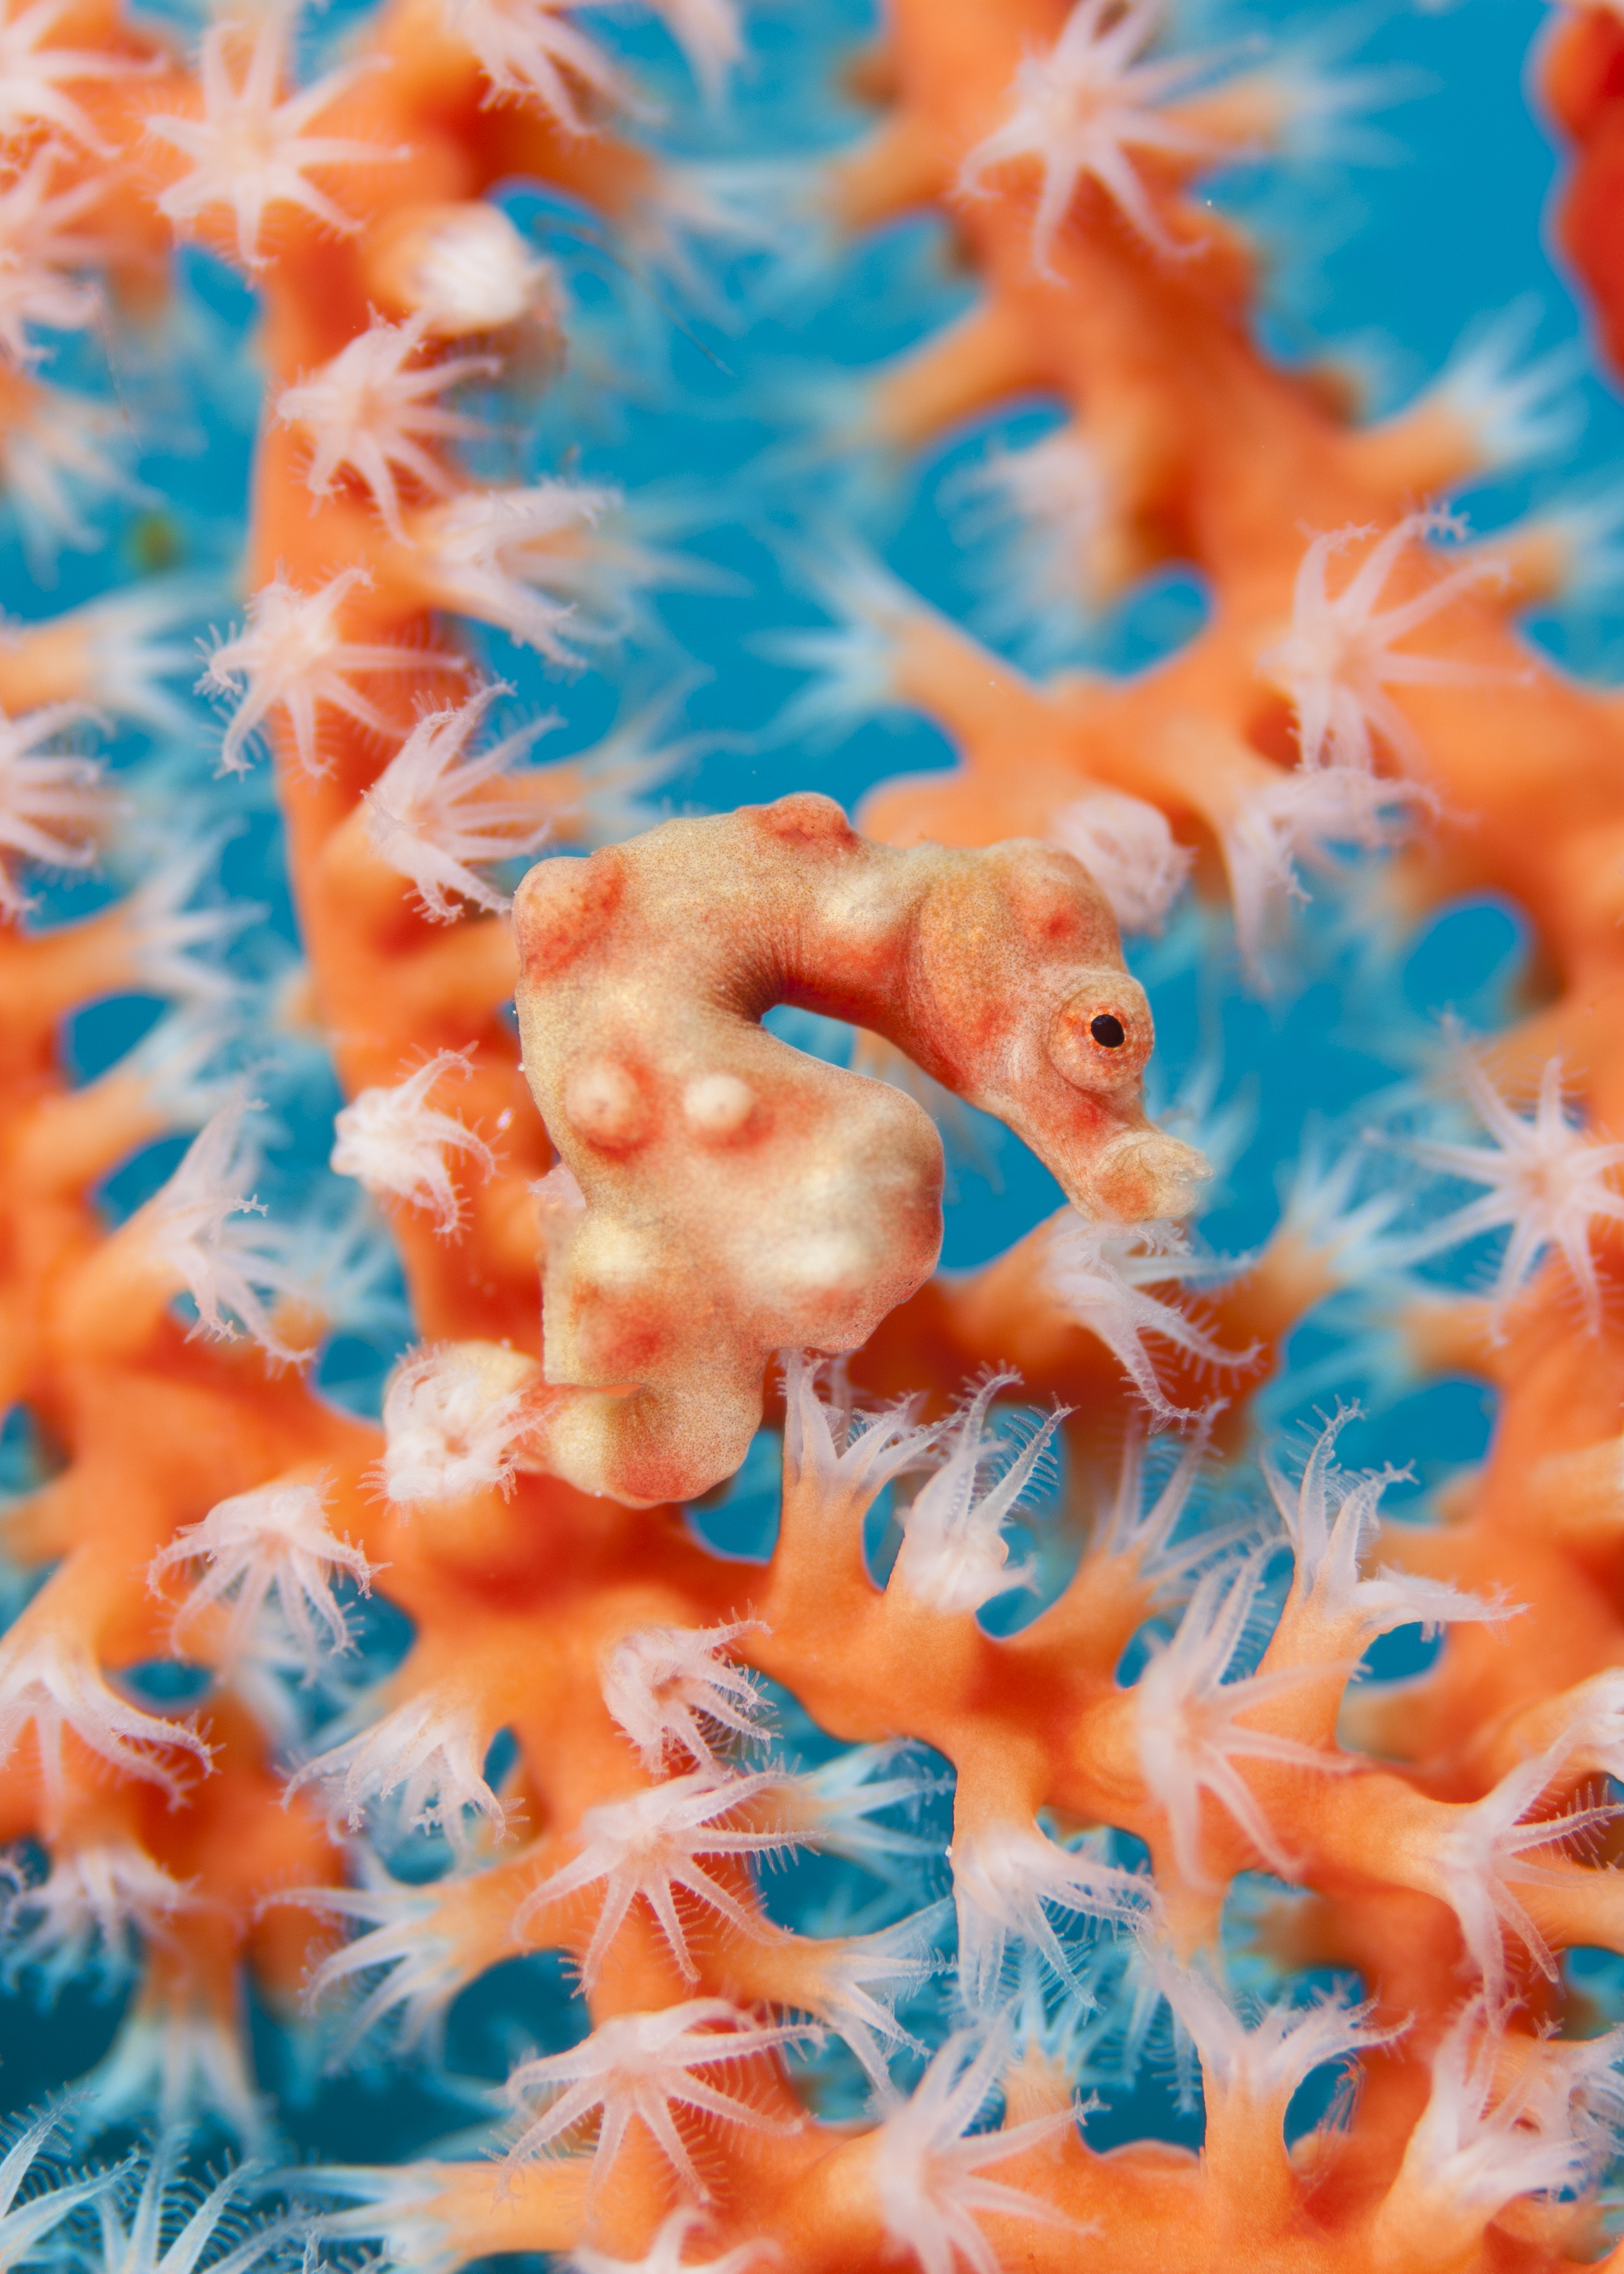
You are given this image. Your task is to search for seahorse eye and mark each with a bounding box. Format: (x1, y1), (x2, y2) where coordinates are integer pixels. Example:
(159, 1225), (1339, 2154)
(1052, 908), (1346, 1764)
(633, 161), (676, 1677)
(1047, 984), (1146, 1092)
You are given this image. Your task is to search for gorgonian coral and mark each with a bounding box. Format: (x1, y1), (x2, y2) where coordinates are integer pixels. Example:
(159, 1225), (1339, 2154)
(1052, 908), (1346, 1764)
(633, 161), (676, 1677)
(0, 1), (1621, 2271)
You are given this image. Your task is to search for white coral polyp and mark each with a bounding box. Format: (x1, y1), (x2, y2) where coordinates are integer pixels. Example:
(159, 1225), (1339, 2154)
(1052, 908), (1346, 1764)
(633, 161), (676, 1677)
(781, 1346), (941, 1513)
(893, 1370), (1068, 1617)
(1046, 1215), (1244, 1421)
(361, 682), (554, 922)
(0, 143), (104, 366)
(440, 0), (622, 127)
(1149, 1947), (1392, 2114)
(0, 383), (143, 565)
(646, 0), (742, 101)
(1133, 1554), (1350, 1887)
(377, 1341), (538, 1504)
(1257, 511), (1507, 773)
(290, 2165), (455, 2274)
(0, 697), (106, 917)
(277, 314), (495, 542)
(119, 837), (253, 1006)
(512, 1766), (797, 1990)
(1423, 303), (1585, 478)
(199, 568), (433, 778)
(138, 1096), (310, 1364)
(601, 1619), (768, 1773)
(1222, 750), (1426, 970)
(0, 1839), (193, 1990)
(19, 579), (205, 740)
(1085, 1412), (1219, 1586)
(288, 1688), (508, 1865)
(798, 1907), (942, 2089)
(1392, 1049), (1624, 1335)
(783, 1743), (945, 1872)
(145, 0), (388, 270)
(1392, 1997), (1610, 2227)
(382, 201), (556, 335)
(951, 1819), (1153, 2007)
(989, 424), (1107, 534)
(0, 2110), (113, 2262)
(1429, 1740), (1620, 2006)
(0, 1626), (212, 1814)
(958, 0), (1215, 267)
(277, 1867), (466, 2057)
(872, 2026), (1073, 2274)
(0, 0), (148, 155)
(331, 1050), (497, 1233)
(1266, 1407), (1508, 1642)
(1050, 788), (1192, 935)
(505, 1998), (817, 2198)
(411, 480), (623, 662)
(148, 1476), (378, 1677)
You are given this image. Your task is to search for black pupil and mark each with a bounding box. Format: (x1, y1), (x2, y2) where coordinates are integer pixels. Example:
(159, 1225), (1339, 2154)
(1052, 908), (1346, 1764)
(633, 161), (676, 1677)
(1090, 1013), (1126, 1049)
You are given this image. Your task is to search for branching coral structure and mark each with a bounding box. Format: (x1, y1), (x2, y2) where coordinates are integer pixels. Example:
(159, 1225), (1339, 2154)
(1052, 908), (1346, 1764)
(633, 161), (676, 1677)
(2, 2), (1624, 2273)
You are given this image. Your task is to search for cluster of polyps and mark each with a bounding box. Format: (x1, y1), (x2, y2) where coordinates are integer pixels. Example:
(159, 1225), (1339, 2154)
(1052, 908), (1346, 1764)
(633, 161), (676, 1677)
(4, 0), (1624, 2269)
